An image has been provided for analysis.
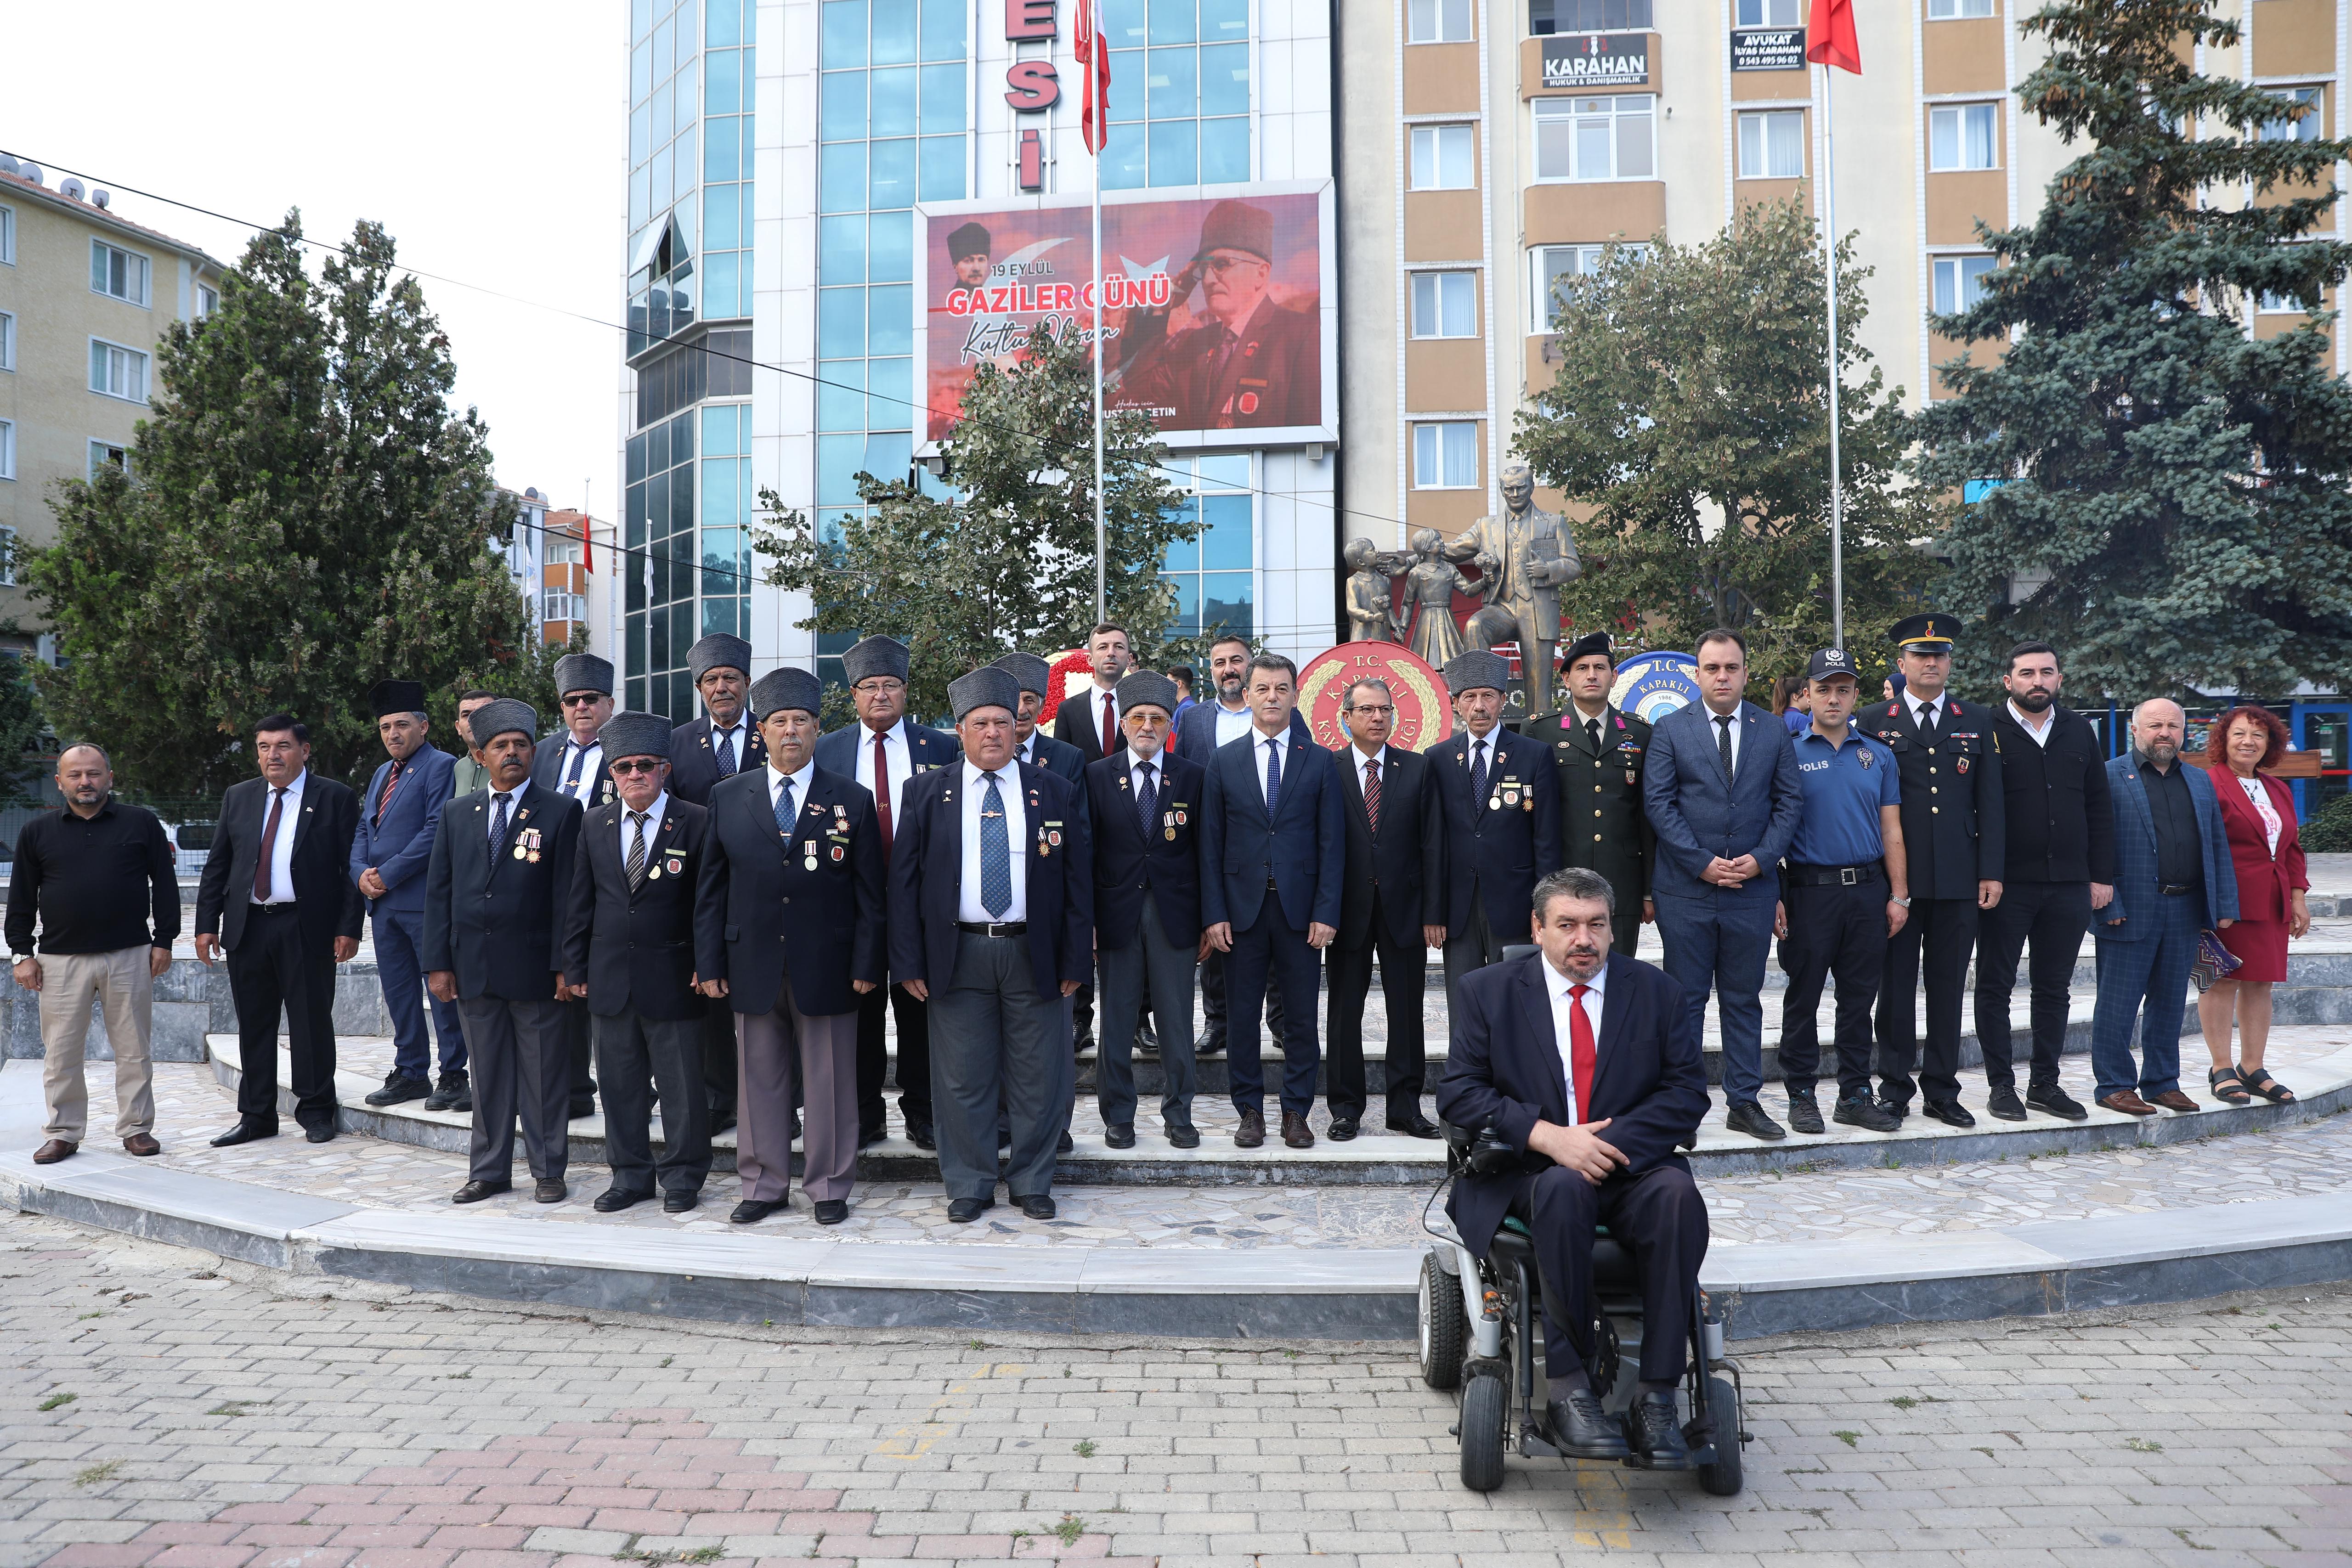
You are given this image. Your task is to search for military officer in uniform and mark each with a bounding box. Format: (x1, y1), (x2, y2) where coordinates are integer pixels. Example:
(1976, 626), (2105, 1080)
(1525, 632), (1653, 956)
(1866, 613), (2005, 1126)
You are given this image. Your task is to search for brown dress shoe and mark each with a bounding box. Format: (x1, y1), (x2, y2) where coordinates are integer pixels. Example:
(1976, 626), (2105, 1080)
(31, 1139), (76, 1164)
(122, 1134), (162, 1157)
(1281, 1110), (1315, 1149)
(2098, 1090), (2159, 1117)
(1234, 1108), (1266, 1148)
(2147, 1089), (2199, 1113)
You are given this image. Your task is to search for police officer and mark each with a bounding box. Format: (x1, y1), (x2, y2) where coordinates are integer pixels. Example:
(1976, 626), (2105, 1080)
(1775, 649), (1908, 1135)
(1866, 613), (2004, 1126)
(1525, 632), (1654, 957)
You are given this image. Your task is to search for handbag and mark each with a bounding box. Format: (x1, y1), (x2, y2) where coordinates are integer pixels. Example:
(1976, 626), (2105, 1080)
(2191, 929), (2242, 994)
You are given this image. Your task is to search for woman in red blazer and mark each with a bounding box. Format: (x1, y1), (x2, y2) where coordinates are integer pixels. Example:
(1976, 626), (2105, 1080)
(2199, 706), (2311, 1105)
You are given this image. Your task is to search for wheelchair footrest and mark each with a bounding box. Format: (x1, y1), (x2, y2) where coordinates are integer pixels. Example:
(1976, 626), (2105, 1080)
(1517, 1427), (1560, 1460)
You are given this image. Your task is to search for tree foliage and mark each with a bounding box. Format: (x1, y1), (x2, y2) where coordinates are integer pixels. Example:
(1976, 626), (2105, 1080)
(28, 214), (564, 796)
(1917, 0), (2352, 698)
(755, 321), (1197, 719)
(1514, 201), (1936, 686)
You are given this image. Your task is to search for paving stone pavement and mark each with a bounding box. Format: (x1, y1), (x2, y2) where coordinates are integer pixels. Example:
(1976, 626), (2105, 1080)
(4, 1208), (2351, 1568)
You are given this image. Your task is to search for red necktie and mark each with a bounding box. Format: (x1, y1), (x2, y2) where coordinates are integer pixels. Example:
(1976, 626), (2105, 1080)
(1103, 692), (1117, 754)
(374, 757), (403, 825)
(1567, 983), (1597, 1123)
(871, 733), (893, 857)
(253, 788), (286, 902)
(1363, 756), (1382, 834)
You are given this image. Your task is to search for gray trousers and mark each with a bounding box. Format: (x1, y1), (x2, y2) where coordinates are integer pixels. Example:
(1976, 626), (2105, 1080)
(931, 931), (1072, 1202)
(593, 1010), (712, 1194)
(460, 996), (571, 1184)
(1097, 901), (1199, 1130)
(1442, 902), (1505, 1021)
(738, 992), (858, 1203)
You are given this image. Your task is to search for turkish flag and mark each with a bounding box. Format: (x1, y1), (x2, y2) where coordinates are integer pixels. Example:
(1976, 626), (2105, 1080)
(1806, 0), (1860, 73)
(1074, 0), (1110, 153)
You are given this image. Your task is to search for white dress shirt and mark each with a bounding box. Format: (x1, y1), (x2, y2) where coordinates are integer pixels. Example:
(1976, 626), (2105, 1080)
(2006, 699), (2055, 747)
(1545, 958), (1607, 1125)
(855, 718), (913, 823)
(1700, 705), (1742, 773)
(250, 769), (307, 904)
(1465, 730), (1498, 785)
(1130, 750), (1165, 801)
(766, 757), (816, 829)
(487, 784), (518, 844)
(554, 736), (605, 803)
(958, 758), (1029, 922)
(1254, 727), (1290, 809)
(1347, 743), (1391, 801)
(618, 790), (670, 864)
(1213, 699), (1254, 749)
(1910, 692), (1950, 731)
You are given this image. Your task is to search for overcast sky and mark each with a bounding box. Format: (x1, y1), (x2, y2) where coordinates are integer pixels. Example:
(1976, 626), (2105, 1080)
(6, 0), (626, 519)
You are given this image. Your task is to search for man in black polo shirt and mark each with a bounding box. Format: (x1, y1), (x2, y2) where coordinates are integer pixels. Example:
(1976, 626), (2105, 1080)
(7, 744), (180, 1163)
(1775, 650), (1909, 1134)
(1977, 643), (2113, 1122)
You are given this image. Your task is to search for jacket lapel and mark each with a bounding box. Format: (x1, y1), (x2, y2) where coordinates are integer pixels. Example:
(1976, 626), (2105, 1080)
(1586, 953), (1633, 1111)
(1696, 705), (1733, 788)
(1515, 959), (1571, 1120)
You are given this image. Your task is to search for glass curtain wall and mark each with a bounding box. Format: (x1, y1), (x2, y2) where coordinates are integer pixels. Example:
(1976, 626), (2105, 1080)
(1102, 0), (1251, 189)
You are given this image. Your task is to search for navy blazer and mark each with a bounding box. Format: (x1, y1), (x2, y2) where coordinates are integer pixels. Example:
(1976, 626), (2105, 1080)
(888, 761), (1095, 1003)
(1429, 726), (1564, 941)
(560, 795), (709, 1021)
(421, 783), (584, 1002)
(1642, 699), (1802, 907)
(2098, 753), (2240, 941)
(349, 747), (458, 918)
(1436, 950), (1707, 1258)
(531, 732), (618, 810)
(1022, 730), (1089, 792)
(812, 717), (961, 795)
(692, 765), (886, 1018)
(1199, 726), (1345, 933)
(1175, 700), (1307, 767)
(666, 716), (766, 807)
(1084, 746), (1205, 948)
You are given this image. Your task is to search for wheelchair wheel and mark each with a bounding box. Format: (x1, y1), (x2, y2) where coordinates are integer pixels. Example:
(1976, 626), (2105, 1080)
(1459, 1373), (1507, 1492)
(1418, 1253), (1466, 1392)
(1696, 1375), (1743, 1496)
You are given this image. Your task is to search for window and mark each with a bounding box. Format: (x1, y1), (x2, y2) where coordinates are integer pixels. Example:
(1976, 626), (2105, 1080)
(194, 283), (219, 318)
(1737, 110), (1806, 178)
(2260, 286), (2318, 313)
(1734, 0), (1800, 23)
(1100, 0), (1251, 190)
(1411, 271), (1479, 337)
(545, 532), (584, 565)
(0, 422), (11, 482)
(1932, 254), (1997, 314)
(88, 440), (130, 479)
(90, 241), (150, 306)
(1413, 422), (1480, 488)
(1528, 0), (1650, 34)
(1533, 96), (1656, 181)
(0, 528), (16, 587)
(0, 205), (12, 265)
(1929, 102), (2000, 169)
(89, 339), (148, 403)
(1160, 454), (1255, 641)
(0, 311), (11, 371)
(1410, 124), (1477, 189)
(2261, 85), (2324, 142)
(1528, 242), (1649, 328)
(1409, 0), (1473, 40)
(1927, 0), (1995, 15)
(544, 589), (585, 622)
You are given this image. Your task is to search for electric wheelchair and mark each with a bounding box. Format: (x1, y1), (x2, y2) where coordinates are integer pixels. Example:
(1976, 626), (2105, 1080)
(1419, 1121), (1749, 1494)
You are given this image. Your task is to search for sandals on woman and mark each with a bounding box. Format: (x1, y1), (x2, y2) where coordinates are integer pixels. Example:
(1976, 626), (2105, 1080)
(2207, 1066), (2251, 1105)
(2239, 1064), (2297, 1104)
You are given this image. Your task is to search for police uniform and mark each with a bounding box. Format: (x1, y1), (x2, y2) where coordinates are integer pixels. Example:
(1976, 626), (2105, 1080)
(1866, 614), (2005, 1122)
(1776, 649), (1904, 1118)
(1524, 632), (1653, 957)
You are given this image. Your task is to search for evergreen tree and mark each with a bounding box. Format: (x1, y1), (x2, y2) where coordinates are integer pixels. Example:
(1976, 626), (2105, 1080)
(29, 214), (562, 796)
(1514, 201), (1935, 687)
(1918, 0), (2352, 697)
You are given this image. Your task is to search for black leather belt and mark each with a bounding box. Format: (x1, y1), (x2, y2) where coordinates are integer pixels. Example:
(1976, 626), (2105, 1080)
(2160, 884), (2195, 897)
(250, 902), (298, 912)
(1784, 862), (1885, 888)
(957, 920), (1028, 936)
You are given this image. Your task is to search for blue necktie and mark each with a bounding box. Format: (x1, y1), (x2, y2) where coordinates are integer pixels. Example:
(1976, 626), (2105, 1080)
(563, 741), (589, 795)
(774, 774), (795, 837)
(1136, 761), (1158, 840)
(714, 726), (736, 777)
(1264, 737), (1283, 816)
(980, 771), (1012, 919)
(489, 792), (513, 857)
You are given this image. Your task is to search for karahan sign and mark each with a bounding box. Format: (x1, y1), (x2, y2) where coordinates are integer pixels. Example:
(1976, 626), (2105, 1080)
(1539, 32), (1652, 90)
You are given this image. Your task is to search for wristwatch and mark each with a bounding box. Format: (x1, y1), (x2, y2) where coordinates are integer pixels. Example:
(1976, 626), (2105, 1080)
(1891, 896), (1911, 907)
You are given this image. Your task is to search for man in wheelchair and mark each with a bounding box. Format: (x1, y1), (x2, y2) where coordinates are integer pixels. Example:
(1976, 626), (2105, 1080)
(1436, 866), (1711, 1466)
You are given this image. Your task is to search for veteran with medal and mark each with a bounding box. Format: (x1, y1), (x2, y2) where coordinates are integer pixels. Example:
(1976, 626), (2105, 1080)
(1526, 631), (1654, 956)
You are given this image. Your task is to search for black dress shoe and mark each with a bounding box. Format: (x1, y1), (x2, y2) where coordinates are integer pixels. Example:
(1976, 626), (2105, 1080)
(1877, 1097), (1910, 1122)
(568, 1098), (597, 1121)
(1786, 1095), (1825, 1135)
(1833, 1094), (1902, 1133)
(1624, 1391), (1693, 1469)
(365, 1072), (431, 1107)
(1923, 1098), (1975, 1128)
(1985, 1087), (2028, 1122)
(812, 1199), (848, 1225)
(533, 1178), (567, 1203)
(1724, 1101), (1786, 1141)
(305, 1125), (335, 1144)
(662, 1190), (698, 1213)
(1543, 1389), (1630, 1459)
(858, 1124), (887, 1150)
(2026, 1084), (2089, 1122)
(1234, 1109), (1265, 1148)
(595, 1187), (649, 1213)
(730, 1198), (782, 1224)
(1165, 1122), (1201, 1149)
(1103, 1122), (1136, 1149)
(209, 1122), (277, 1148)
(1194, 1033), (1226, 1057)
(424, 1070), (471, 1112)
(947, 1196), (995, 1223)
(1327, 1117), (1360, 1142)
(789, 1111), (802, 1141)
(1072, 1034), (1095, 1057)
(712, 1110), (738, 1134)
(1057, 1129), (1074, 1154)
(1280, 1110), (1315, 1149)
(1385, 1114), (1441, 1139)
(1016, 1193), (1056, 1219)
(907, 1121), (937, 1151)
(452, 1179), (510, 1204)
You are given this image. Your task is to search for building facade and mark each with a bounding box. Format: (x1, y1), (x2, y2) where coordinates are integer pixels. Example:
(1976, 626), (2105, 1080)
(0, 159), (226, 650)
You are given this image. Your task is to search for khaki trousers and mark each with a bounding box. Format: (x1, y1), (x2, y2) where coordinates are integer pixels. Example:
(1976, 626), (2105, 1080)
(38, 946), (156, 1142)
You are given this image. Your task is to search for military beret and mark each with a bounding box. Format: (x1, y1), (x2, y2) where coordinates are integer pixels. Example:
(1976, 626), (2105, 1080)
(687, 633), (752, 684)
(841, 635), (910, 686)
(467, 699), (537, 745)
(1115, 670), (1179, 718)
(991, 651), (1051, 697)
(950, 667), (1022, 721)
(553, 652), (615, 697)
(1443, 649), (1512, 696)
(1560, 631), (1615, 670)
(598, 711), (673, 761)
(750, 667), (823, 720)
(368, 679), (426, 719)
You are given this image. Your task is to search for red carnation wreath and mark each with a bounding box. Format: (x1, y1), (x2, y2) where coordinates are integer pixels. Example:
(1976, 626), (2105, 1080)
(1039, 649), (1093, 726)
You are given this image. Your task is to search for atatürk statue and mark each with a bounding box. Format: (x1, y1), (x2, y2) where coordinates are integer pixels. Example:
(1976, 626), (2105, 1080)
(1444, 459), (1582, 712)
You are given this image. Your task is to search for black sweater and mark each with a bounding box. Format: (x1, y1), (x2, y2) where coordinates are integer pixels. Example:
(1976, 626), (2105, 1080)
(1992, 703), (2118, 884)
(7, 800), (181, 956)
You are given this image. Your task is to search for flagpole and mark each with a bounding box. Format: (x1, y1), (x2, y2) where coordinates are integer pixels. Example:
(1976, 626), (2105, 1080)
(1821, 60), (1845, 650)
(1092, 169), (1107, 626)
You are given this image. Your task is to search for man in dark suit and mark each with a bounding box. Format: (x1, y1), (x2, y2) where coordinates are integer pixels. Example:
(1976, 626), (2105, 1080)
(1200, 652), (1343, 1151)
(196, 715), (366, 1146)
(814, 634), (959, 1150)
(423, 699), (585, 1204)
(1642, 630), (1803, 1141)
(349, 680), (465, 1111)
(889, 667), (1092, 1222)
(532, 652), (617, 1120)
(2090, 698), (2239, 1117)
(994, 652), (1088, 786)
(1979, 641), (2113, 1123)
(1326, 674), (1444, 1140)
(1174, 633), (1293, 1058)
(1862, 613), (2005, 1128)
(1436, 867), (1711, 1469)
(560, 713), (711, 1214)
(668, 633), (762, 1137)
(696, 668), (886, 1225)
(1527, 632), (1654, 957)
(1083, 671), (1204, 1149)
(1052, 623), (1136, 765)
(1430, 650), (1563, 1017)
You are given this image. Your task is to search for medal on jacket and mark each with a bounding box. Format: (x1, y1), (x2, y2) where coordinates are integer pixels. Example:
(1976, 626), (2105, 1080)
(665, 855), (683, 877)
(1957, 757), (1970, 774)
